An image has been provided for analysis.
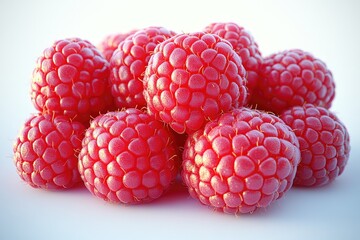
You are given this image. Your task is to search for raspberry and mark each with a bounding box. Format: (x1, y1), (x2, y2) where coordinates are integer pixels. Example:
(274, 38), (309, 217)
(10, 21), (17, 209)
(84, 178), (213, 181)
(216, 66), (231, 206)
(31, 38), (114, 125)
(280, 104), (350, 187)
(251, 49), (335, 114)
(204, 22), (263, 99)
(13, 113), (85, 189)
(109, 27), (176, 109)
(97, 30), (138, 61)
(182, 108), (300, 214)
(78, 108), (179, 204)
(143, 32), (248, 134)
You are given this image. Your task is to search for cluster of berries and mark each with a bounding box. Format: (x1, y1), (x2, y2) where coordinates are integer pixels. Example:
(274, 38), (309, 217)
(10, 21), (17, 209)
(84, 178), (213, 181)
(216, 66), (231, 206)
(13, 22), (350, 214)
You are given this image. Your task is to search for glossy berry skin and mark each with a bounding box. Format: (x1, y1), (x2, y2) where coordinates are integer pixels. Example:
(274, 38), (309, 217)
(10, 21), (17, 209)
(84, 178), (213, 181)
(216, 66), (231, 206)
(98, 30), (138, 61)
(31, 38), (114, 125)
(280, 104), (350, 187)
(109, 27), (176, 109)
(251, 49), (335, 114)
(143, 32), (248, 134)
(204, 22), (263, 100)
(78, 109), (179, 204)
(13, 113), (85, 189)
(182, 108), (300, 214)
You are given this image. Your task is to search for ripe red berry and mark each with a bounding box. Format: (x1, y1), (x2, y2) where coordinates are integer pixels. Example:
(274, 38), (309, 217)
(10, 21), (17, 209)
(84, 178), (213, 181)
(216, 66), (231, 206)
(109, 27), (176, 109)
(280, 104), (350, 187)
(204, 22), (263, 100)
(251, 49), (335, 114)
(143, 32), (248, 134)
(31, 38), (114, 125)
(13, 113), (85, 189)
(182, 108), (300, 214)
(97, 30), (138, 61)
(78, 108), (179, 204)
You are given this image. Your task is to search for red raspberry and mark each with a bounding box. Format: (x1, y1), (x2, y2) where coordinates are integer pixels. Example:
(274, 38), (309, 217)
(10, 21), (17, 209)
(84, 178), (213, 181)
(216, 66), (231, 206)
(78, 108), (179, 204)
(204, 22), (263, 99)
(31, 38), (114, 125)
(97, 30), (138, 61)
(251, 49), (335, 114)
(109, 27), (176, 109)
(143, 32), (248, 134)
(13, 113), (85, 189)
(182, 108), (300, 214)
(280, 104), (350, 187)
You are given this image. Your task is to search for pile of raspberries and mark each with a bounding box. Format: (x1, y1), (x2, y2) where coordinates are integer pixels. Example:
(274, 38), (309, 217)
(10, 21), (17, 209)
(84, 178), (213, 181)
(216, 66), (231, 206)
(13, 23), (350, 214)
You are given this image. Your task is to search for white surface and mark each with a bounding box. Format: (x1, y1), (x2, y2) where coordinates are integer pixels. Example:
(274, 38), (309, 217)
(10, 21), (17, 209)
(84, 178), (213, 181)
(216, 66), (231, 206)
(1, 0), (360, 239)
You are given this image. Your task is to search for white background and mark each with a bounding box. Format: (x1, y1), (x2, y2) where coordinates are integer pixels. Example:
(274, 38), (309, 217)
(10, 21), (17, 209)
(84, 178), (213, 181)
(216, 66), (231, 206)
(1, 0), (359, 239)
